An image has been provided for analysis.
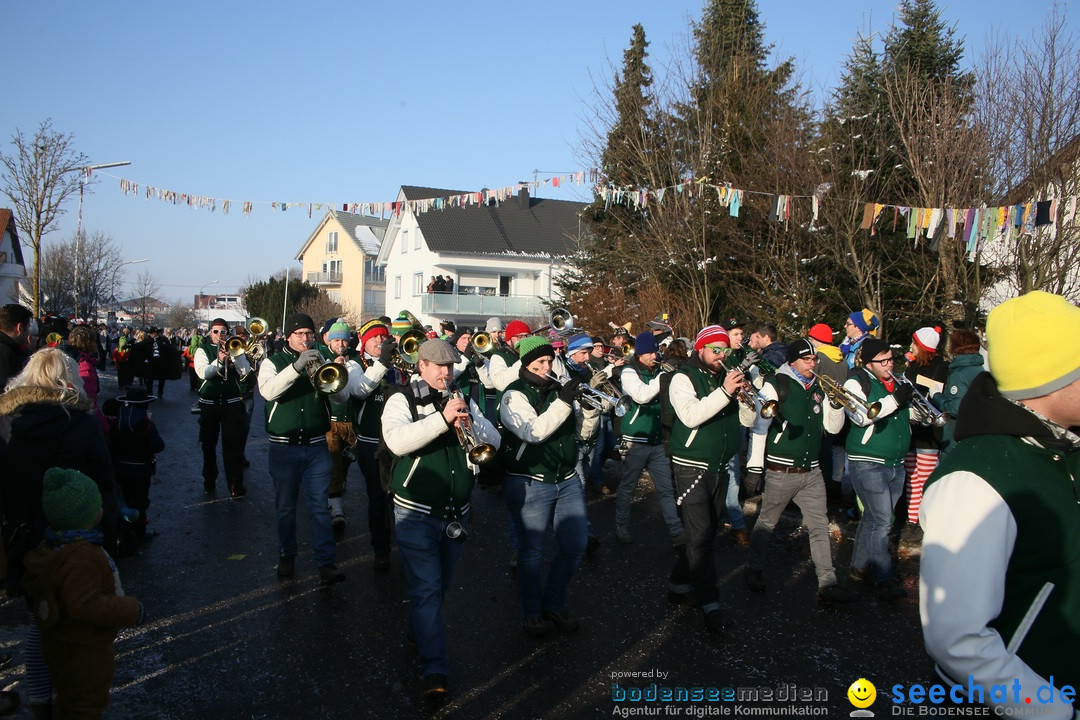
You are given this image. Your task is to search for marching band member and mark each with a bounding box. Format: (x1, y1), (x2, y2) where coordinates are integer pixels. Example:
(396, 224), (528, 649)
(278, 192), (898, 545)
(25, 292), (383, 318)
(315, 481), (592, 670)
(899, 326), (948, 527)
(840, 308), (881, 369)
(194, 318), (253, 498)
(615, 331), (685, 546)
(666, 325), (752, 632)
(257, 313), (348, 587)
(319, 319), (357, 535)
(743, 339), (858, 607)
(382, 338), (499, 703)
(500, 336), (597, 637)
(842, 337), (914, 601)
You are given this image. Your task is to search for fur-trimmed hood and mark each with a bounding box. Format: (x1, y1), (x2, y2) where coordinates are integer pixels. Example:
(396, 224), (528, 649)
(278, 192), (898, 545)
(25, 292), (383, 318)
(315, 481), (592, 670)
(0, 385), (91, 416)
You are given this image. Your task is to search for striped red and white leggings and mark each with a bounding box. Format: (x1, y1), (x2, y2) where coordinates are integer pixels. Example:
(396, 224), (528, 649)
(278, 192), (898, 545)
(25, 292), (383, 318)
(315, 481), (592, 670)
(904, 449), (939, 524)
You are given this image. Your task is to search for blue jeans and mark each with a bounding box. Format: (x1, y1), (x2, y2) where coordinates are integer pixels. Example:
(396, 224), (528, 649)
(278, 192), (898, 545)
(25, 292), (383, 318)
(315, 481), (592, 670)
(394, 506), (468, 678)
(503, 474), (588, 618)
(268, 443), (335, 565)
(724, 453), (746, 530)
(849, 461), (905, 581)
(616, 443), (682, 536)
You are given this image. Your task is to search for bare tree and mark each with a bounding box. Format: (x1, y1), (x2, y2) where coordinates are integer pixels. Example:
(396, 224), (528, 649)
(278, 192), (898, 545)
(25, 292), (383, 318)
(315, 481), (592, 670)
(0, 119), (90, 316)
(978, 6), (1080, 304)
(39, 231), (123, 319)
(131, 270), (163, 327)
(164, 301), (196, 330)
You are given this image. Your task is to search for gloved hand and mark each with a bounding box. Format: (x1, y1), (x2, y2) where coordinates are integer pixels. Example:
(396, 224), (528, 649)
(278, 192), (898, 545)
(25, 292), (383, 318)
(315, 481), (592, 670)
(379, 339), (396, 364)
(893, 382), (914, 406)
(292, 349), (323, 373)
(467, 344), (486, 367)
(558, 375), (584, 404)
(741, 470), (763, 499)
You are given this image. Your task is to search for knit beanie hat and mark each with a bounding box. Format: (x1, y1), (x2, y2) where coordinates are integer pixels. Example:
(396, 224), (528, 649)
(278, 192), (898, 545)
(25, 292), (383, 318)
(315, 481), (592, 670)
(284, 313), (315, 337)
(42, 467), (102, 531)
(320, 317), (338, 337)
(988, 291), (1080, 400)
(694, 325), (730, 352)
(858, 338), (892, 365)
(391, 313), (412, 337)
(328, 322), (351, 342)
(358, 319), (388, 345)
(517, 336), (555, 366)
(786, 338), (817, 364)
(634, 331), (659, 355)
(566, 333), (593, 354)
(849, 309), (881, 336)
(504, 319), (530, 339)
(485, 317), (503, 332)
(912, 326), (942, 353)
(807, 323), (834, 344)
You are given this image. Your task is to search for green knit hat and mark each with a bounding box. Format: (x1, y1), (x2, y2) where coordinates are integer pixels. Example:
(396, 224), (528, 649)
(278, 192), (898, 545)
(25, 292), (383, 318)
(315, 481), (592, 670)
(327, 322), (351, 341)
(517, 335), (554, 366)
(42, 467), (102, 531)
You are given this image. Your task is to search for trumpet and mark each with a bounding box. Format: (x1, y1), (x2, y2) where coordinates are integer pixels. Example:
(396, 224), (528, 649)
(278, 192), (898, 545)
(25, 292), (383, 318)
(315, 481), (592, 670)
(547, 372), (631, 417)
(448, 387), (497, 464)
(471, 331), (492, 354)
(303, 344), (348, 394)
(810, 371), (881, 419)
(398, 329), (426, 365)
(717, 358), (778, 419)
(892, 373), (948, 428)
(531, 307), (574, 336)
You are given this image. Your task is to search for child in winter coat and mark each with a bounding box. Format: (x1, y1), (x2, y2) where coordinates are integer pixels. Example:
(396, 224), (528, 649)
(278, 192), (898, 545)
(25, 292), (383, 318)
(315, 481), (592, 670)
(21, 467), (146, 720)
(102, 387), (165, 547)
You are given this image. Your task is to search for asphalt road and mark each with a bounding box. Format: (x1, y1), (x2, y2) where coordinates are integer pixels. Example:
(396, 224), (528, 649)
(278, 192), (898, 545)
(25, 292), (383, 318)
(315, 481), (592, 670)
(0, 367), (930, 719)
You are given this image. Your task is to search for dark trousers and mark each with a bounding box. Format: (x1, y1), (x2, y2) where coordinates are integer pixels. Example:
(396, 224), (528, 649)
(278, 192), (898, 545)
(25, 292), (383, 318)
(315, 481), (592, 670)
(668, 464), (727, 612)
(354, 442), (392, 553)
(198, 401), (247, 485)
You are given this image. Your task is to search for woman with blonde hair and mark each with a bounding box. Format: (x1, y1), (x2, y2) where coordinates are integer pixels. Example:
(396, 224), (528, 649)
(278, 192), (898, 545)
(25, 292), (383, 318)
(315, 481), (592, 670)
(0, 347), (120, 717)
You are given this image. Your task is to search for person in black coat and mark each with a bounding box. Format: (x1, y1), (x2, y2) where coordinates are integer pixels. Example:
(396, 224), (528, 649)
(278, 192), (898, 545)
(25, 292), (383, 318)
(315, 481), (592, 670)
(0, 303), (33, 392)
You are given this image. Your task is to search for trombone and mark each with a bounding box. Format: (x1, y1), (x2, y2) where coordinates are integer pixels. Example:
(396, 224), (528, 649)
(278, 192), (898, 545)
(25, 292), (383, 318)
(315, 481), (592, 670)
(531, 307), (574, 336)
(810, 371), (881, 419)
(448, 387), (497, 464)
(893, 373), (948, 427)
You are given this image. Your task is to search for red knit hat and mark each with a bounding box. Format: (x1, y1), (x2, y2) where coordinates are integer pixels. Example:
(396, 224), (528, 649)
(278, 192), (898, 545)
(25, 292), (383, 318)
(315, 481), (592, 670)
(694, 325), (730, 351)
(807, 323), (834, 344)
(504, 319), (530, 339)
(359, 319), (388, 346)
(912, 326), (942, 353)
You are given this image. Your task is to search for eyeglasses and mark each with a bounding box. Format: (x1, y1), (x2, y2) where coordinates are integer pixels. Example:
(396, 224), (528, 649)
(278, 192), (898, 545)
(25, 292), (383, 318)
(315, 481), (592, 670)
(705, 345), (732, 356)
(291, 331), (315, 338)
(869, 357), (894, 365)
(796, 356), (820, 363)
(210, 329), (225, 334)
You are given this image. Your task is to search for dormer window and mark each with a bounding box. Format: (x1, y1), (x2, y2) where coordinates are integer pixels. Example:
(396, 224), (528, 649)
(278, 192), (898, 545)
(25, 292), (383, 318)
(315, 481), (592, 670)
(326, 231), (338, 253)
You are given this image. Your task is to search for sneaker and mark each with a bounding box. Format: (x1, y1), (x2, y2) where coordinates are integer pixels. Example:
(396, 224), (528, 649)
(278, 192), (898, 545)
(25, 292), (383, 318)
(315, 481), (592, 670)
(541, 609), (580, 633)
(703, 608), (723, 634)
(733, 529), (751, 547)
(420, 673), (448, 702)
(744, 568), (766, 593)
(373, 549), (391, 572)
(523, 615), (552, 638)
(615, 525), (632, 544)
(318, 563), (345, 586)
(229, 480), (246, 499)
(848, 567), (871, 587)
(276, 556), (295, 578)
(203, 478), (216, 494)
(876, 577), (908, 601)
(331, 513), (346, 538)
(817, 583), (859, 606)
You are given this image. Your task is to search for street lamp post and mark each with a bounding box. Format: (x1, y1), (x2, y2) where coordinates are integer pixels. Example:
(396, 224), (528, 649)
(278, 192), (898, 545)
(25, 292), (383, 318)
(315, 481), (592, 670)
(198, 280), (219, 330)
(113, 258), (149, 323)
(74, 160), (131, 321)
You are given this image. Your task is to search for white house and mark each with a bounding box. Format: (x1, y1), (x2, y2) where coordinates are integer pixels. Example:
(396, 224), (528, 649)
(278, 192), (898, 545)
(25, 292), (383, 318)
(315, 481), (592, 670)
(375, 185), (586, 330)
(0, 209), (28, 305)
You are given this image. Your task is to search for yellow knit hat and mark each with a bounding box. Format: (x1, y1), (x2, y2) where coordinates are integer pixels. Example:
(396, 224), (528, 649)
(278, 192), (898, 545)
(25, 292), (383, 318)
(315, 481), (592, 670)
(987, 291), (1080, 400)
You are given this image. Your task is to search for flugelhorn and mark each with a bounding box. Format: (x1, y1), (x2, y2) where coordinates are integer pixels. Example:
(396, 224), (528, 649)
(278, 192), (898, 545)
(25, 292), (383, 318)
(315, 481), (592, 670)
(810, 371), (881, 419)
(448, 387), (496, 464)
(892, 373), (948, 427)
(546, 372), (631, 417)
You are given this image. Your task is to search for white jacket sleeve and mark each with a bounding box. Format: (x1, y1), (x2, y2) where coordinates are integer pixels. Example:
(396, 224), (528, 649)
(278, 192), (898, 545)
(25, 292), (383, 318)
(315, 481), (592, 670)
(620, 366), (662, 404)
(258, 357), (302, 402)
(382, 392), (452, 457)
(843, 375), (900, 427)
(343, 357), (388, 401)
(488, 353), (521, 392)
(669, 372), (734, 428)
(500, 390), (573, 444)
(919, 472), (1075, 720)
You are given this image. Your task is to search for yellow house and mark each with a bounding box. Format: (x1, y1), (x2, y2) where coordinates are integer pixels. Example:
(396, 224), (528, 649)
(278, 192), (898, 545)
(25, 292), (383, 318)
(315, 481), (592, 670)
(296, 210), (389, 320)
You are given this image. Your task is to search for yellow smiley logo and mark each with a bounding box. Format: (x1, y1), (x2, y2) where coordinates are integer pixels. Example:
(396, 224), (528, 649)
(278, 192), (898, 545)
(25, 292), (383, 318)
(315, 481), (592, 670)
(847, 678), (876, 708)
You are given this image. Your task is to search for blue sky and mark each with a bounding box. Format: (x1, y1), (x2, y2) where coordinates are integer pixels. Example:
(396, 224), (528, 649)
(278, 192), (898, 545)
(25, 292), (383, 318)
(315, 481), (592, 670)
(4, 1), (1054, 302)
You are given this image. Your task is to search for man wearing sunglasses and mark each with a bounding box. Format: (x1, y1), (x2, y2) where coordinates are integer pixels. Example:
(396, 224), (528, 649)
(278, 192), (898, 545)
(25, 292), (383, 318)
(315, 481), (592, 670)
(194, 318), (253, 497)
(842, 337), (914, 601)
(666, 325), (752, 632)
(744, 339), (858, 607)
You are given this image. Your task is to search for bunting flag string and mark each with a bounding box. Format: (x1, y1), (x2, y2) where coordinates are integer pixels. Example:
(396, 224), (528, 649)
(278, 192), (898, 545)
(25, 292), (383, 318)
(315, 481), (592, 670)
(103, 166), (1077, 260)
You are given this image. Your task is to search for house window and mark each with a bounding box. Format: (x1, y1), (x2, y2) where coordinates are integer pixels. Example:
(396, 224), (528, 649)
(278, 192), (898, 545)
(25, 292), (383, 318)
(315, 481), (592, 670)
(401, 230), (408, 254)
(394, 275), (402, 299)
(364, 258), (385, 283)
(413, 231), (421, 250)
(329, 260), (342, 277)
(412, 272), (423, 296)
(326, 231), (338, 253)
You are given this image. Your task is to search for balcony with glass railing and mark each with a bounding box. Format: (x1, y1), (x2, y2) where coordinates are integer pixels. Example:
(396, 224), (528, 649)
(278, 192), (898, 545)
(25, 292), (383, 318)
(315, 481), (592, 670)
(420, 292), (544, 317)
(307, 271), (343, 285)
